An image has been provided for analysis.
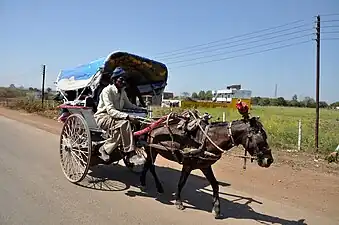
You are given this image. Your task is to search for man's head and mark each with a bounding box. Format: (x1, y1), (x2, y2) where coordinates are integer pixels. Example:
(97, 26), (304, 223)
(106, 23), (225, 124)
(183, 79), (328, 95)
(111, 67), (127, 89)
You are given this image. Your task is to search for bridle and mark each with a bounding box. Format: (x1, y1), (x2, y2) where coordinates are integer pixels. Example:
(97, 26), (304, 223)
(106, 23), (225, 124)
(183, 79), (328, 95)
(227, 121), (260, 162)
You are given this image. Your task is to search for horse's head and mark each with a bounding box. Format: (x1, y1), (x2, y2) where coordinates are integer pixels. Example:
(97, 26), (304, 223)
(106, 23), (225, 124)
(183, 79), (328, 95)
(241, 116), (274, 168)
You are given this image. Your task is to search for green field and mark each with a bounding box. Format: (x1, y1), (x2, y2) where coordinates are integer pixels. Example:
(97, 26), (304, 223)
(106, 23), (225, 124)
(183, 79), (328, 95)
(2, 99), (338, 154)
(154, 106), (339, 154)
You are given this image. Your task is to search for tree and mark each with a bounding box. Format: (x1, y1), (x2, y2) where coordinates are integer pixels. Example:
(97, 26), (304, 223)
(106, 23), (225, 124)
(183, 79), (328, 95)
(269, 98), (279, 106)
(319, 101), (328, 108)
(288, 99), (301, 107)
(301, 96), (316, 108)
(292, 94), (298, 101)
(9, 84), (15, 88)
(276, 97), (287, 106)
(251, 97), (261, 105)
(28, 87), (34, 91)
(191, 92), (198, 99)
(198, 90), (206, 100)
(330, 101), (339, 108)
(258, 98), (270, 106)
(205, 90), (213, 100)
(46, 87), (52, 93)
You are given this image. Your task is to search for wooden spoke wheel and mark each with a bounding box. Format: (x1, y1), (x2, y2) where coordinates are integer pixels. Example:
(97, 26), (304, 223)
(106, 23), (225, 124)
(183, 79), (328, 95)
(59, 114), (92, 183)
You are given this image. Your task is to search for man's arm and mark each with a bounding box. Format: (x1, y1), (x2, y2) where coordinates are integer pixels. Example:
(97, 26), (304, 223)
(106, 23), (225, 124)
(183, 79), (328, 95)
(122, 89), (141, 110)
(102, 87), (129, 119)
(134, 86), (146, 107)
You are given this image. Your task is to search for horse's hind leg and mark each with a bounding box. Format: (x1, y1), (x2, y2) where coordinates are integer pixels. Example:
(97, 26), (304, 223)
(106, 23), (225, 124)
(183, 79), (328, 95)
(175, 165), (192, 210)
(200, 166), (221, 219)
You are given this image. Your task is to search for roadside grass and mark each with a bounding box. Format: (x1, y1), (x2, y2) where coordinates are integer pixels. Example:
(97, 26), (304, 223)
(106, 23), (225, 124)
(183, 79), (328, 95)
(2, 99), (338, 154)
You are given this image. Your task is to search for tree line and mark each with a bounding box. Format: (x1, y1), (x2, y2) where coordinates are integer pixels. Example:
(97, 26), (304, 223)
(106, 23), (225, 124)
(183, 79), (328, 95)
(178, 91), (338, 109)
(2, 85), (339, 109)
(179, 90), (214, 100)
(0, 85), (54, 99)
(251, 94), (339, 108)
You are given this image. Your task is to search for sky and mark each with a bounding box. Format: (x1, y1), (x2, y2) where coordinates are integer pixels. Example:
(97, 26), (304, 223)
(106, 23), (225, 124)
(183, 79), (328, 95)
(1, 0), (339, 103)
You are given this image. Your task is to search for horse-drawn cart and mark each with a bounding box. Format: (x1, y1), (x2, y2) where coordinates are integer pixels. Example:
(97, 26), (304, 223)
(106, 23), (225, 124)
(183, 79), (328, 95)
(55, 51), (168, 183)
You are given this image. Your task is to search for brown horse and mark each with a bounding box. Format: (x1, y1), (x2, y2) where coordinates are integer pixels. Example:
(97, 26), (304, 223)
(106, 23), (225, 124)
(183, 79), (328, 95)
(137, 111), (274, 219)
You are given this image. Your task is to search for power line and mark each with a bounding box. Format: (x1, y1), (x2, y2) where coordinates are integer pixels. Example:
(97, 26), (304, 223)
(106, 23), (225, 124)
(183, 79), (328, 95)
(322, 38), (339, 41)
(166, 33), (313, 64)
(321, 19), (339, 23)
(319, 13), (339, 17)
(321, 25), (339, 28)
(154, 19), (307, 56)
(322, 31), (339, 34)
(158, 26), (313, 61)
(169, 40), (312, 69)
(157, 24), (313, 60)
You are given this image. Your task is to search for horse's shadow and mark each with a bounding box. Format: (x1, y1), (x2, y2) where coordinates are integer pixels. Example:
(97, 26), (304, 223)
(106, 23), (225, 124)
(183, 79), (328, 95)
(79, 163), (306, 225)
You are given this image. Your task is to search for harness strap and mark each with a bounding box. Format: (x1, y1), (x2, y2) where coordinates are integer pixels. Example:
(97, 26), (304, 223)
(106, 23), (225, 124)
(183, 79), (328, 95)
(198, 124), (210, 151)
(165, 112), (182, 164)
(227, 122), (235, 146)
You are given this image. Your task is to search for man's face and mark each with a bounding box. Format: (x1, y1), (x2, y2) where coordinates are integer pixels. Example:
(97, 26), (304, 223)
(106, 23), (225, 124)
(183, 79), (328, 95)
(114, 76), (126, 89)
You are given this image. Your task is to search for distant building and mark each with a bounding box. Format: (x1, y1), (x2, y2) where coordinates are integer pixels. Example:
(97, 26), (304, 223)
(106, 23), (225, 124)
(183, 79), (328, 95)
(212, 84), (251, 102)
(212, 84), (252, 108)
(140, 91), (179, 107)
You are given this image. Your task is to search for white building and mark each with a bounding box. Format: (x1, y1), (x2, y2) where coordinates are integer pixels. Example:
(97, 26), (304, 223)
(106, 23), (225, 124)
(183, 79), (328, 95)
(212, 84), (252, 103)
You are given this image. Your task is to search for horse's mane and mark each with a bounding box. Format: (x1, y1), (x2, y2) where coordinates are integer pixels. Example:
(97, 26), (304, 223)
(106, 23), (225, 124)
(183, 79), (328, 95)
(209, 119), (246, 127)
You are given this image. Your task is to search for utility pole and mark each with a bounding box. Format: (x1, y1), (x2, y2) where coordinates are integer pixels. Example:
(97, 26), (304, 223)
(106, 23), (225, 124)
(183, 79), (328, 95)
(41, 64), (46, 107)
(315, 15), (320, 153)
(274, 84), (278, 98)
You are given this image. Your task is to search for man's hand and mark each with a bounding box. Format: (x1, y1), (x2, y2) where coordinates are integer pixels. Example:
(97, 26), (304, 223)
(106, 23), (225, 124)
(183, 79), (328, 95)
(138, 107), (148, 112)
(127, 114), (139, 123)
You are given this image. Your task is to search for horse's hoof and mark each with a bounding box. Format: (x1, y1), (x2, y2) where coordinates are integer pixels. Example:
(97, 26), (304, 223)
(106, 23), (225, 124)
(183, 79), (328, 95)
(138, 185), (146, 192)
(214, 213), (223, 219)
(213, 210), (223, 219)
(175, 202), (185, 210)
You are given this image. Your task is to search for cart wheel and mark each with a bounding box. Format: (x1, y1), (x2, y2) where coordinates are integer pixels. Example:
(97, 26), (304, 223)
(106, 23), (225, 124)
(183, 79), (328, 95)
(59, 114), (92, 183)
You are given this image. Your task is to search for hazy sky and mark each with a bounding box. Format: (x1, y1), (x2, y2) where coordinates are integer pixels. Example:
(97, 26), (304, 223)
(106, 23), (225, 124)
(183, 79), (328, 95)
(1, 0), (338, 102)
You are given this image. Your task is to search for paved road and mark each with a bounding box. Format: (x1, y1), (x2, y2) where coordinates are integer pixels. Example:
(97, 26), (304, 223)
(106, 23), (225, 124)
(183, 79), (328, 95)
(0, 116), (334, 225)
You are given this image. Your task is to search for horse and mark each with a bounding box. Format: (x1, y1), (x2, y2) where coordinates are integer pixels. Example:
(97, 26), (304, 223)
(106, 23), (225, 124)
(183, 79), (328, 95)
(137, 110), (274, 219)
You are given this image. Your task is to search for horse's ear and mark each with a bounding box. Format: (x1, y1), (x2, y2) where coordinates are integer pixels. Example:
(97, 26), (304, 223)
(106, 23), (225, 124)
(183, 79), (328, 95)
(249, 116), (258, 126)
(250, 115), (260, 121)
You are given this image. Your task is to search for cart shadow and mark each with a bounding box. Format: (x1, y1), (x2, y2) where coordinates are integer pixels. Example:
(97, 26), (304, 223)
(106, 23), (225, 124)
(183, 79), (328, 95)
(78, 163), (307, 225)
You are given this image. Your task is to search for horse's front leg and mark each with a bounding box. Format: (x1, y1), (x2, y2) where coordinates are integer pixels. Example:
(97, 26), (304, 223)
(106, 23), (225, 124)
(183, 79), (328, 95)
(201, 166), (222, 219)
(139, 149), (163, 193)
(175, 165), (192, 210)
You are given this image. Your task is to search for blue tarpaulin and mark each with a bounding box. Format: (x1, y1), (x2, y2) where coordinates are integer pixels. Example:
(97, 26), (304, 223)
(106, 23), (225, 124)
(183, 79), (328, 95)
(55, 51), (168, 94)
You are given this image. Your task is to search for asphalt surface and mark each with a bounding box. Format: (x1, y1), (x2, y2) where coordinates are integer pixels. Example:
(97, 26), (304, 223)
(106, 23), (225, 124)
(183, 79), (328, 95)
(0, 116), (335, 225)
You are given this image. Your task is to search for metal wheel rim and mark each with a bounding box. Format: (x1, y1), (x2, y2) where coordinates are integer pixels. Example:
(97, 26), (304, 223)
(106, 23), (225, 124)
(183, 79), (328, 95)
(59, 114), (92, 183)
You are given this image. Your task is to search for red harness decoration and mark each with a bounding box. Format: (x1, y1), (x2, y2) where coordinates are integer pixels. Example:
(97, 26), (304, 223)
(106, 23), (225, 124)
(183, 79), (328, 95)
(236, 99), (249, 118)
(133, 116), (167, 136)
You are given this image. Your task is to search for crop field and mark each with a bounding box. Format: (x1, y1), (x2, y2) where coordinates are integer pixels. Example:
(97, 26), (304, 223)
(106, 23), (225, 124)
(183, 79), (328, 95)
(155, 106), (339, 154)
(1, 98), (338, 154)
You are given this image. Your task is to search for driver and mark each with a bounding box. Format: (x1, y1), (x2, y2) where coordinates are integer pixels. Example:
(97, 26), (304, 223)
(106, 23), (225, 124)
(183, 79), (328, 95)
(94, 67), (145, 163)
